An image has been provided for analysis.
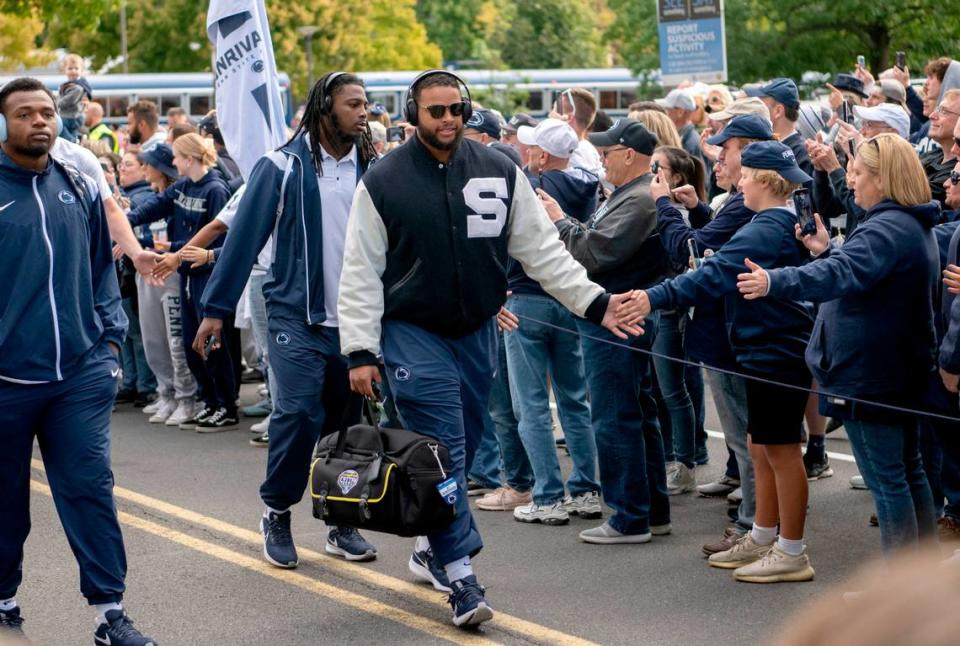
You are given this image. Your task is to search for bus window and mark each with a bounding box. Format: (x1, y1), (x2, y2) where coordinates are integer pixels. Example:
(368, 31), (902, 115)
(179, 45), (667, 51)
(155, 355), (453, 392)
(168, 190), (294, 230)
(106, 95), (129, 119)
(136, 95), (159, 108)
(599, 90), (618, 110)
(160, 95), (181, 114)
(367, 93), (397, 116)
(189, 94), (211, 117)
(619, 90), (637, 109)
(526, 90), (544, 111)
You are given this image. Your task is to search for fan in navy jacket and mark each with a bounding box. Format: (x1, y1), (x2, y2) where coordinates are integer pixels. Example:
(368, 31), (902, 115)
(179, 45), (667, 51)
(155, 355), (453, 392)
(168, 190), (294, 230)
(195, 73), (381, 569)
(0, 78), (158, 643)
(338, 71), (638, 627)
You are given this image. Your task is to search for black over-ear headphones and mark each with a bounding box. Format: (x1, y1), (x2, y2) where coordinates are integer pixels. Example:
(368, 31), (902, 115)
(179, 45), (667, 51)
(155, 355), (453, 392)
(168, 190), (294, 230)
(320, 71), (347, 114)
(403, 69), (473, 127)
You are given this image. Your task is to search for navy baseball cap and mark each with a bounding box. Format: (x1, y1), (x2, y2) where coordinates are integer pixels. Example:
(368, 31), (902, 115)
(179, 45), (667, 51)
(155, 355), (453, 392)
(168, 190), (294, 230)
(138, 143), (178, 179)
(833, 73), (868, 99)
(740, 140), (812, 184)
(588, 119), (658, 155)
(465, 109), (502, 140)
(746, 78), (800, 110)
(706, 113), (774, 146)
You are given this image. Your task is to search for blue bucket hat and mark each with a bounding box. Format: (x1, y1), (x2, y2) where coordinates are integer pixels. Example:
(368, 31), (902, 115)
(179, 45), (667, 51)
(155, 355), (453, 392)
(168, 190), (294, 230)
(740, 140), (812, 184)
(138, 143), (178, 179)
(706, 113), (774, 146)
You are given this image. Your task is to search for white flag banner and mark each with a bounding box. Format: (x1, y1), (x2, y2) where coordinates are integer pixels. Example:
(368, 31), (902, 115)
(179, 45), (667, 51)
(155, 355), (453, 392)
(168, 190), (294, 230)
(206, 0), (287, 181)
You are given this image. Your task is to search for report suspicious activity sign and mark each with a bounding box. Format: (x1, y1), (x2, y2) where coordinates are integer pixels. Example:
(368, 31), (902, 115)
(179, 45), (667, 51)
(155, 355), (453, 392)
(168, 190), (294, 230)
(657, 0), (728, 86)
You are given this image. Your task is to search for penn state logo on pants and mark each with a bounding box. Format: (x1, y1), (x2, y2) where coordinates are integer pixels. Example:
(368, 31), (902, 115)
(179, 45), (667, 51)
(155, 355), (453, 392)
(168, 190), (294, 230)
(337, 469), (360, 495)
(275, 332), (290, 346)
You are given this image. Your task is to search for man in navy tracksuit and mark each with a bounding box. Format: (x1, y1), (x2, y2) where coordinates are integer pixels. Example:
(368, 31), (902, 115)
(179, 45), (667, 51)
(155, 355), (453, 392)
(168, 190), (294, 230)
(339, 70), (638, 627)
(195, 73), (380, 567)
(0, 78), (156, 645)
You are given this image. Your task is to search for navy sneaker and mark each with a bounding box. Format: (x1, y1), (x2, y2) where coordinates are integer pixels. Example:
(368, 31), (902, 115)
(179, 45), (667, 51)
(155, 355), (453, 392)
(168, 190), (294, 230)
(408, 546), (452, 592)
(0, 606), (25, 637)
(325, 526), (377, 562)
(94, 609), (157, 645)
(261, 510), (299, 568)
(448, 575), (494, 627)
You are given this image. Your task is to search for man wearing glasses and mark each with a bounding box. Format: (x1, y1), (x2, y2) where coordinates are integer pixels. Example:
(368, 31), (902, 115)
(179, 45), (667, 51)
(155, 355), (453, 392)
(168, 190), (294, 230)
(922, 89), (960, 206)
(537, 119), (673, 546)
(339, 70), (640, 628)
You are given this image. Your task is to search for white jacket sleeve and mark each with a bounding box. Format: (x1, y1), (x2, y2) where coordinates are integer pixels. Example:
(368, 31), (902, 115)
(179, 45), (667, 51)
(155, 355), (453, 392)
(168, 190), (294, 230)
(506, 172), (605, 316)
(338, 180), (388, 358)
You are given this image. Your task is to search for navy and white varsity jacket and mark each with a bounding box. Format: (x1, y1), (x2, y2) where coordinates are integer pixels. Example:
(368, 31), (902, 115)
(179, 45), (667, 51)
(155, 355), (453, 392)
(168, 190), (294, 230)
(338, 135), (609, 368)
(0, 149), (126, 384)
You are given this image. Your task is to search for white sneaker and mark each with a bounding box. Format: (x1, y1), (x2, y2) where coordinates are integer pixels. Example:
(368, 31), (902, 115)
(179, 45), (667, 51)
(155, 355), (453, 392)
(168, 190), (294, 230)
(667, 463), (696, 495)
(560, 491), (602, 519)
(257, 385), (269, 398)
(727, 487), (743, 504)
(142, 397), (167, 415)
(513, 501), (570, 526)
(165, 400), (197, 427)
(850, 475), (868, 490)
(148, 397), (177, 424)
(251, 418), (270, 434)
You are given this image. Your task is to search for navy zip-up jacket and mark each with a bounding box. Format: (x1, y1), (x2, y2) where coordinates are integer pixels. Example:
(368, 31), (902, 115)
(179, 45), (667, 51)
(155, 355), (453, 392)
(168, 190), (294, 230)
(128, 170), (229, 277)
(937, 214), (960, 373)
(201, 133), (368, 324)
(508, 167), (599, 296)
(647, 207), (814, 375)
(0, 149), (126, 384)
(656, 190), (755, 369)
(121, 180), (155, 247)
(768, 200), (940, 400)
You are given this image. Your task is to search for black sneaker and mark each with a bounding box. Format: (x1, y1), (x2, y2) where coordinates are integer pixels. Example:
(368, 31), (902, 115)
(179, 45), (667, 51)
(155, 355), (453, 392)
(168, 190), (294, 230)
(261, 510), (298, 568)
(94, 609), (157, 646)
(179, 404), (214, 430)
(409, 545), (452, 592)
(326, 527), (377, 561)
(804, 452), (834, 481)
(196, 407), (239, 433)
(448, 575), (494, 627)
(466, 480), (495, 497)
(0, 606), (25, 637)
(115, 388), (137, 404)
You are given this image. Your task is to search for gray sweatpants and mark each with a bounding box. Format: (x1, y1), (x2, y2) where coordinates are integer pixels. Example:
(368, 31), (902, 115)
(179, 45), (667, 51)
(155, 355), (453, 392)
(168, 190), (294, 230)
(136, 273), (197, 401)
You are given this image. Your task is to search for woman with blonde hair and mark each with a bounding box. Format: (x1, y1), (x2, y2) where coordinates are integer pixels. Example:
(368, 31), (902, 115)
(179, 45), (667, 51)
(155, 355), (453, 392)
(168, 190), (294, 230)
(738, 133), (940, 555)
(129, 133), (236, 430)
(629, 109), (682, 148)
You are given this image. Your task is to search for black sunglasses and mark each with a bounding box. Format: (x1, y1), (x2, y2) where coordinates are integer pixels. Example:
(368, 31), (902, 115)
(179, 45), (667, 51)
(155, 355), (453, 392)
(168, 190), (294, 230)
(421, 102), (467, 119)
(951, 170), (960, 186)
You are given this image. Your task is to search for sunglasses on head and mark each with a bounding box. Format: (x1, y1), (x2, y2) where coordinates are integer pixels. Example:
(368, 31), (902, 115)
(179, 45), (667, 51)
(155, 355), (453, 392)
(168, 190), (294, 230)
(421, 102), (467, 119)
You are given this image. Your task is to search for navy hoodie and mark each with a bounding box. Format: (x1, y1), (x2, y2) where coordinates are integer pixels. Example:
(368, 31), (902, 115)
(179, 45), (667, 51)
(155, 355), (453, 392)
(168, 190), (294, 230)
(647, 206), (814, 376)
(0, 149), (126, 383)
(508, 167), (599, 296)
(768, 200), (940, 407)
(128, 170), (230, 276)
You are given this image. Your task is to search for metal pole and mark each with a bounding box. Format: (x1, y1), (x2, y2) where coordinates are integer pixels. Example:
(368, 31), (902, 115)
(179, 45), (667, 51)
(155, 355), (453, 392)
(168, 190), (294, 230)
(120, 0), (129, 73)
(305, 34), (314, 89)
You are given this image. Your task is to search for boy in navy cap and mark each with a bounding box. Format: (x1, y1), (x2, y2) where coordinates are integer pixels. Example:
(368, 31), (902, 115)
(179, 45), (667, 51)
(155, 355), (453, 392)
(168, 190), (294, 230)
(747, 78), (813, 178)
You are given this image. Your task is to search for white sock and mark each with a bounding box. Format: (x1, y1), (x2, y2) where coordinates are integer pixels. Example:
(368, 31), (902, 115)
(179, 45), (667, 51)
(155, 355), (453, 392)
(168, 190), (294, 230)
(750, 524), (777, 545)
(444, 556), (473, 583)
(0, 598), (16, 612)
(95, 602), (123, 625)
(778, 536), (805, 556)
(264, 506), (289, 517)
(415, 536), (431, 552)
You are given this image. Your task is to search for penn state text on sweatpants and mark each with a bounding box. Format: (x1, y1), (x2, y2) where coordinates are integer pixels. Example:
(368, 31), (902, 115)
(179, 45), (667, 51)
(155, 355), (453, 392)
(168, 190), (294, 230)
(181, 271), (236, 410)
(382, 320), (496, 565)
(576, 313), (670, 534)
(260, 319), (359, 510)
(0, 343), (126, 604)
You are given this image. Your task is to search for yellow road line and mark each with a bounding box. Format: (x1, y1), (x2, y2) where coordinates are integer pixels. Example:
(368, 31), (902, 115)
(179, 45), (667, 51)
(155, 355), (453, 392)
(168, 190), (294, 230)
(30, 480), (498, 646)
(31, 459), (600, 646)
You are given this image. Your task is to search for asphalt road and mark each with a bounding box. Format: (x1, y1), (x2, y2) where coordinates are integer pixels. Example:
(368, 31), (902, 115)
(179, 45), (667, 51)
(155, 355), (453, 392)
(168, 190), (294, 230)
(19, 381), (887, 646)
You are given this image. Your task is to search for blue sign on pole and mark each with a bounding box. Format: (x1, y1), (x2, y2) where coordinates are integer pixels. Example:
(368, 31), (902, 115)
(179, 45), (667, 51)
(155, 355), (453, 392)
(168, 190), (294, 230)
(657, 0), (727, 87)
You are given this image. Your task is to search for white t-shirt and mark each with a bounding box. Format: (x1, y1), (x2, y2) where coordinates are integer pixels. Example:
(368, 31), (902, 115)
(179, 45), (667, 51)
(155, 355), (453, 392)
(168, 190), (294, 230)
(50, 137), (112, 199)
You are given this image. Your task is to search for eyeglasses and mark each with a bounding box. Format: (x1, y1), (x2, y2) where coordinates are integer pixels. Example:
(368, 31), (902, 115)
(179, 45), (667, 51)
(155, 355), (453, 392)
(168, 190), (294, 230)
(600, 146), (630, 159)
(935, 104), (960, 117)
(421, 102), (467, 119)
(951, 170), (960, 186)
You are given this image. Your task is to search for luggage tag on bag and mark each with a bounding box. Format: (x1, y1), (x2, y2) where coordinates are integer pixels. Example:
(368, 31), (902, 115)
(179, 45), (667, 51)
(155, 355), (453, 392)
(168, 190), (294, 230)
(429, 442), (458, 506)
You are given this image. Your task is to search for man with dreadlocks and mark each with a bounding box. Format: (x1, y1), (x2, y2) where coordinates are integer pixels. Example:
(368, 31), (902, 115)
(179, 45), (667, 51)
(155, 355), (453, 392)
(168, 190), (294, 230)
(195, 72), (380, 568)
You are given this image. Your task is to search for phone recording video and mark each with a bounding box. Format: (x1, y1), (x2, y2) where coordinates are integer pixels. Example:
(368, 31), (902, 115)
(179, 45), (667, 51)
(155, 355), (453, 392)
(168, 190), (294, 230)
(386, 126), (405, 143)
(792, 188), (817, 237)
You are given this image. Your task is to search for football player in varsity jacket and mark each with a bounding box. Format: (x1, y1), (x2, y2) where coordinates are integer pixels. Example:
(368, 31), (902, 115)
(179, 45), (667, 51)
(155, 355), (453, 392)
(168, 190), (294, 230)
(338, 70), (641, 628)
(0, 78), (157, 645)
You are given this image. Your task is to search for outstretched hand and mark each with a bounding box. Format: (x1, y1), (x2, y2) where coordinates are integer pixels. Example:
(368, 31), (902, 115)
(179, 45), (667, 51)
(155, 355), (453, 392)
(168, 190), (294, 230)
(602, 292), (645, 339)
(737, 258), (770, 300)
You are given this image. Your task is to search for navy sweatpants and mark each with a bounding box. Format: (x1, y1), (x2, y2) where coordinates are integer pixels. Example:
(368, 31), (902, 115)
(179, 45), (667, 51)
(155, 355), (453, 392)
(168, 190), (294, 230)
(260, 318), (359, 511)
(182, 271), (237, 411)
(382, 319), (496, 565)
(0, 343), (127, 604)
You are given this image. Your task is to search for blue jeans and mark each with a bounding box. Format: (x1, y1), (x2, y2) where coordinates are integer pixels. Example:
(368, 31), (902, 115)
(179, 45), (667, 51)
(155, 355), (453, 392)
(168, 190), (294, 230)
(504, 294), (597, 504)
(688, 364), (708, 464)
(468, 418), (502, 489)
(577, 314), (669, 534)
(485, 330), (535, 492)
(120, 296), (156, 394)
(382, 320), (495, 564)
(844, 418), (936, 553)
(652, 312), (697, 468)
(705, 369), (754, 530)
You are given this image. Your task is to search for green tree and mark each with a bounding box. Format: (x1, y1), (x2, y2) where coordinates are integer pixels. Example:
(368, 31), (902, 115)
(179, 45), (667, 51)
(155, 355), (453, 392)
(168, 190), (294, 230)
(0, 12), (56, 71)
(415, 0), (509, 68)
(0, 0), (110, 28)
(496, 0), (608, 69)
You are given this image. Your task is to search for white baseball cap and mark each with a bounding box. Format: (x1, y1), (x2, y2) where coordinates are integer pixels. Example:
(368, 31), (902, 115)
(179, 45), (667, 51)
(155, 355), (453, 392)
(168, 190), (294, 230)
(853, 104), (910, 139)
(656, 89), (697, 112)
(516, 118), (579, 159)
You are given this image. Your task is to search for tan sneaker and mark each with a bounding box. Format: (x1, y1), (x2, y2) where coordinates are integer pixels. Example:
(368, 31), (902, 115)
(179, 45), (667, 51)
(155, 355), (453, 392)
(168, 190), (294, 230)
(733, 543), (815, 583)
(475, 486), (532, 511)
(708, 534), (772, 569)
(938, 516), (960, 542)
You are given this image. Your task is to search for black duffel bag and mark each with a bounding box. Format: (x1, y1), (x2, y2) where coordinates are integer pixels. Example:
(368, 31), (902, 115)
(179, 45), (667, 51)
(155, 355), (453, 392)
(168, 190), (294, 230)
(310, 400), (457, 537)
